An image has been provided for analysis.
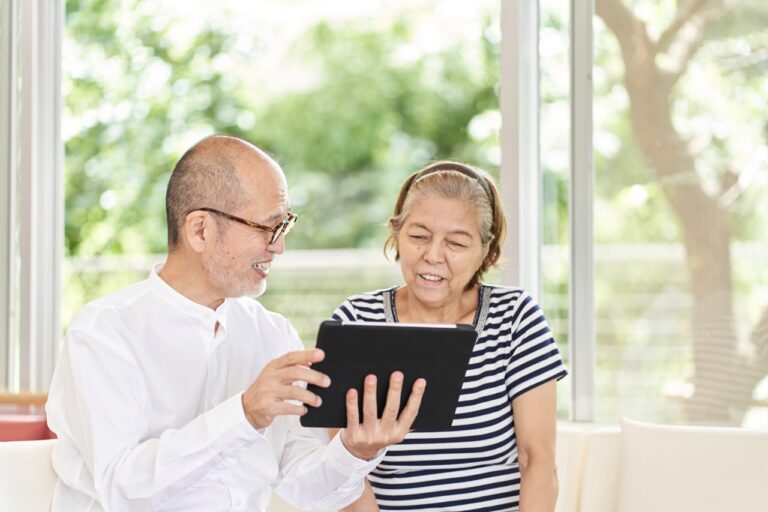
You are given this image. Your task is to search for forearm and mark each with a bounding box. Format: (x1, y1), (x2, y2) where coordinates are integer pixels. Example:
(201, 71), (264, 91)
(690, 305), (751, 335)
(519, 457), (558, 512)
(339, 479), (379, 512)
(96, 394), (261, 507)
(276, 425), (384, 510)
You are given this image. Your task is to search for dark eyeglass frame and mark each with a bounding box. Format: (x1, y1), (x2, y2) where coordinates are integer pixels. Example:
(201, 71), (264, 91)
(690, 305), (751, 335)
(191, 207), (298, 245)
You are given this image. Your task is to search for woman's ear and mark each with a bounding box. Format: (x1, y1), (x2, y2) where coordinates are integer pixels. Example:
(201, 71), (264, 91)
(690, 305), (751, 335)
(183, 211), (213, 253)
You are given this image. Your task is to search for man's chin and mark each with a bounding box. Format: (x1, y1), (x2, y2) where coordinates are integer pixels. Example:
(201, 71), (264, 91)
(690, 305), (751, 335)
(230, 281), (267, 299)
(216, 274), (267, 299)
(250, 281), (268, 298)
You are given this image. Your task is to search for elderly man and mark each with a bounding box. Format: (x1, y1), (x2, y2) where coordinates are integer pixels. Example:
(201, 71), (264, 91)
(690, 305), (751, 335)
(46, 135), (425, 511)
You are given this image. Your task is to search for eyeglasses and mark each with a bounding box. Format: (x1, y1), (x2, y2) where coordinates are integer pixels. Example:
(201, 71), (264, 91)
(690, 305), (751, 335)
(193, 207), (298, 245)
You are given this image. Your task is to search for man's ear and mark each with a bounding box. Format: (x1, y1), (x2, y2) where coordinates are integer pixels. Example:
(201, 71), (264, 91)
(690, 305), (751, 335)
(183, 211), (213, 253)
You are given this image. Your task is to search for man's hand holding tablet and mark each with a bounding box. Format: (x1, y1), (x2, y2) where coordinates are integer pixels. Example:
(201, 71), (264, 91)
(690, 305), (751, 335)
(241, 347), (427, 461)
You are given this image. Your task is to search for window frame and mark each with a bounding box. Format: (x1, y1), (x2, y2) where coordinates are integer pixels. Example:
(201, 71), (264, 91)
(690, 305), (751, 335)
(0, 0), (63, 392)
(0, 0), (16, 390)
(500, 0), (595, 422)
(568, 0), (595, 421)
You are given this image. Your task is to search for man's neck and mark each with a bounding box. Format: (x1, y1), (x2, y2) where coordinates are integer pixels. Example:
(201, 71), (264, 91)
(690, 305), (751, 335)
(159, 253), (225, 310)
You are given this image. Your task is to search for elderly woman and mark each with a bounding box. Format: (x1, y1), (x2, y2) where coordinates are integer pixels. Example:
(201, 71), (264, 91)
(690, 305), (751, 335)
(332, 161), (567, 512)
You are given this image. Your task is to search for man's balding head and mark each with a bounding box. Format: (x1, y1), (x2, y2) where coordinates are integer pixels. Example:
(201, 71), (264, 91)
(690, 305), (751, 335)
(165, 135), (280, 250)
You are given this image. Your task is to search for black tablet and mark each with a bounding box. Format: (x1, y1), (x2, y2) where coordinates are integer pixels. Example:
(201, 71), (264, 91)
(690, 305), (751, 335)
(300, 320), (477, 430)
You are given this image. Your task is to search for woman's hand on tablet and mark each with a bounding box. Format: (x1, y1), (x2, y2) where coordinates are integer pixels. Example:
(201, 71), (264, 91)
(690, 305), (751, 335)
(340, 371), (427, 460)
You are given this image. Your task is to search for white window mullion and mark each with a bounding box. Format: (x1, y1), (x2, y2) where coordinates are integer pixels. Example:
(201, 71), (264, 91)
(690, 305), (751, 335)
(500, 0), (541, 298)
(570, 0), (595, 422)
(1, 0), (19, 390)
(15, 0), (63, 391)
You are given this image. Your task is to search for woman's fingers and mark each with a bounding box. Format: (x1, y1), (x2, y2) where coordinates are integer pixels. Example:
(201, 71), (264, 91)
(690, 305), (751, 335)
(381, 371), (404, 423)
(362, 374), (379, 424)
(396, 378), (427, 430)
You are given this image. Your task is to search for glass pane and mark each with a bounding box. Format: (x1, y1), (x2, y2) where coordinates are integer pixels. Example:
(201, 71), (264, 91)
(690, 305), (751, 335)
(541, 0), (571, 420)
(63, 0), (500, 343)
(593, 0), (768, 427)
(0, 0), (19, 391)
(0, 0), (9, 388)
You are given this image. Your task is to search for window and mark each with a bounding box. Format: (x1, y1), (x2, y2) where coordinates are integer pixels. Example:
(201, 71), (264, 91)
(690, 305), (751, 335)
(589, 0), (768, 427)
(1, 0), (62, 393)
(540, 0), (572, 420)
(5, 0), (766, 428)
(0, 0), (14, 390)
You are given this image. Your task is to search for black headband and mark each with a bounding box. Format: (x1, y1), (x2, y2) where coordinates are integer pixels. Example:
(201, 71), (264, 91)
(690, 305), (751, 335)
(412, 162), (495, 206)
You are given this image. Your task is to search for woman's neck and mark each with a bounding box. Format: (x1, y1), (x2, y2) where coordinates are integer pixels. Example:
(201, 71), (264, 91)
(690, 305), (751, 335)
(395, 285), (480, 325)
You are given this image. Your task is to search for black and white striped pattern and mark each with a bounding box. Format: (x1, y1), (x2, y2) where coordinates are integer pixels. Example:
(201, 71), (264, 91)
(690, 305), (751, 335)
(332, 285), (567, 511)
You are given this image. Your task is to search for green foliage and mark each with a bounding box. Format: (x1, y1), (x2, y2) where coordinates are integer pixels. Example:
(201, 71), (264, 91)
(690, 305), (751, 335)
(245, 18), (500, 249)
(65, 0), (250, 256)
(64, 2), (500, 256)
(63, 0), (768, 254)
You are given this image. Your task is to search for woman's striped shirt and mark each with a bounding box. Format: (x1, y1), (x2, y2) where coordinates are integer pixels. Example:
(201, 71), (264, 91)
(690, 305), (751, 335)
(332, 285), (567, 512)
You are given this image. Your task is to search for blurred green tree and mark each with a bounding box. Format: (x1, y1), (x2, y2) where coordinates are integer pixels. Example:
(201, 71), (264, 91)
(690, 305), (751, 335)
(64, 0), (499, 257)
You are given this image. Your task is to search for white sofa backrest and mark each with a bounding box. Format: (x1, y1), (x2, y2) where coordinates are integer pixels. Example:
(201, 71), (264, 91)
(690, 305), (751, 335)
(615, 418), (768, 512)
(555, 423), (590, 512)
(555, 422), (622, 512)
(556, 419), (768, 512)
(579, 426), (621, 512)
(0, 438), (57, 512)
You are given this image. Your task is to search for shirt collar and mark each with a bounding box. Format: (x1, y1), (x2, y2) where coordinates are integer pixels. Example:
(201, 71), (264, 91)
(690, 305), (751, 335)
(149, 263), (230, 330)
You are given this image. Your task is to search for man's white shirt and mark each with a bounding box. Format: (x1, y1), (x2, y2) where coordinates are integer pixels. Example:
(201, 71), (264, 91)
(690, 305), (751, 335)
(46, 264), (382, 511)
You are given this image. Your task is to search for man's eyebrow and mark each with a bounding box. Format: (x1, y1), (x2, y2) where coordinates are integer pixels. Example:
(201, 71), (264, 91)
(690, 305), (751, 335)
(263, 209), (289, 224)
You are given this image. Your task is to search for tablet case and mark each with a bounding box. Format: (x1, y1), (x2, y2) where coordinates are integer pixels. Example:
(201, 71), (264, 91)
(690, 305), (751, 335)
(300, 320), (477, 430)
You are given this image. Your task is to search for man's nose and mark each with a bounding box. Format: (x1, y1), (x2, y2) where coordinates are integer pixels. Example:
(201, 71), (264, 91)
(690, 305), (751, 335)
(267, 233), (286, 254)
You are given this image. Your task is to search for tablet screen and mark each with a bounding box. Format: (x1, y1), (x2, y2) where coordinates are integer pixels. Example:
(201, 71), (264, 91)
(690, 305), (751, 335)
(300, 320), (477, 430)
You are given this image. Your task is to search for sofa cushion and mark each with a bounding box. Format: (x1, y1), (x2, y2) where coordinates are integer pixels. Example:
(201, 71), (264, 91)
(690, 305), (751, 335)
(0, 439), (57, 511)
(579, 427), (621, 512)
(617, 417), (768, 512)
(555, 423), (591, 512)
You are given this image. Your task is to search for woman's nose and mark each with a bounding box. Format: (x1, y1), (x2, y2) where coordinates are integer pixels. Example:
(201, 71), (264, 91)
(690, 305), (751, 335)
(423, 240), (444, 264)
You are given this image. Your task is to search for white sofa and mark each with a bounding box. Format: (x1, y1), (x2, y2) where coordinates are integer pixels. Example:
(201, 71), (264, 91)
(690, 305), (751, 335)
(0, 438), (57, 511)
(555, 418), (768, 512)
(3, 420), (767, 511)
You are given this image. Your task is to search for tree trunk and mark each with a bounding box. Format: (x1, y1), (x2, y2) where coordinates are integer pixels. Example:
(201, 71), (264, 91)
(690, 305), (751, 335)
(597, 0), (768, 424)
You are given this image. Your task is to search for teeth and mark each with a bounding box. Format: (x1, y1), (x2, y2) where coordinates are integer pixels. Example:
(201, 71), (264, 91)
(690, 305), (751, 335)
(420, 273), (442, 282)
(253, 262), (271, 272)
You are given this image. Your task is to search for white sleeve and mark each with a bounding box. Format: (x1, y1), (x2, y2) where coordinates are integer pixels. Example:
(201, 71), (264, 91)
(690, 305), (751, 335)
(274, 421), (384, 509)
(46, 328), (263, 510)
(270, 319), (385, 510)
